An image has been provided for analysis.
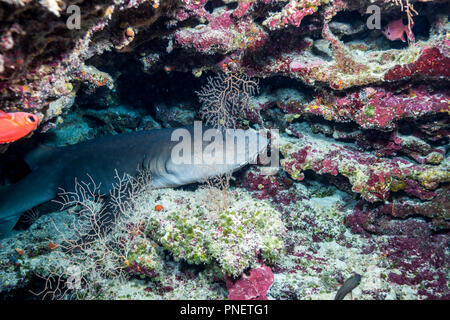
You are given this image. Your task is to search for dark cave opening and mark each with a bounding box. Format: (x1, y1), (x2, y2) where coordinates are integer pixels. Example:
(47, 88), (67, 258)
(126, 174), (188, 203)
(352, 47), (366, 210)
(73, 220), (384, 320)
(204, 0), (227, 13)
(328, 4), (437, 50)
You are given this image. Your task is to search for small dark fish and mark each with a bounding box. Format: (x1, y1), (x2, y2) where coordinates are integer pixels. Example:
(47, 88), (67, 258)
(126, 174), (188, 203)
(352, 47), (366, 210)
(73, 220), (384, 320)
(334, 273), (362, 300)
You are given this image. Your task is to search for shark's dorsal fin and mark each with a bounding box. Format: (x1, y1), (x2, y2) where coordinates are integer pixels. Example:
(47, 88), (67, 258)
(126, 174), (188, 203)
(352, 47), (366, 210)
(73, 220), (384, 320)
(24, 144), (56, 170)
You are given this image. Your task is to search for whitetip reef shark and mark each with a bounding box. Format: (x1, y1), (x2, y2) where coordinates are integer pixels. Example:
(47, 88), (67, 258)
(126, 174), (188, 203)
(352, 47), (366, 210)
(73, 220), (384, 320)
(0, 125), (268, 239)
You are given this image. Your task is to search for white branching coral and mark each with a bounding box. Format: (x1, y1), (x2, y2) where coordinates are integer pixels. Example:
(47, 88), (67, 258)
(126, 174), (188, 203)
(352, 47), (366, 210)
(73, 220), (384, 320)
(33, 169), (153, 299)
(196, 72), (259, 128)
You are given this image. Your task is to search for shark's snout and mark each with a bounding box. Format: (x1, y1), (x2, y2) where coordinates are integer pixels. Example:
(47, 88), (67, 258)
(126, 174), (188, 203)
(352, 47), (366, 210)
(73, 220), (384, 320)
(163, 127), (268, 187)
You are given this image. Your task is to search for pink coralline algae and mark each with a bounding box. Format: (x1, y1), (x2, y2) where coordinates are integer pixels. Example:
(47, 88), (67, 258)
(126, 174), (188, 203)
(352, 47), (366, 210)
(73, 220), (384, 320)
(263, 0), (322, 30)
(380, 235), (450, 300)
(233, 1), (254, 18)
(345, 193), (449, 300)
(278, 86), (449, 130)
(226, 264), (274, 300)
(352, 131), (445, 164)
(384, 47), (450, 81)
(243, 167), (299, 206)
(289, 58), (324, 75)
(346, 188), (450, 235)
(245, 17), (449, 91)
(174, 6), (268, 55)
(281, 130), (450, 203)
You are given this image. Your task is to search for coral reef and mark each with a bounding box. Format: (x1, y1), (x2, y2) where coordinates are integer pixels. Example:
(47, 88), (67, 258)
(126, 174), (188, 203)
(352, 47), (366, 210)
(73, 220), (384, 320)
(139, 188), (286, 277)
(0, 185), (285, 299)
(281, 123), (449, 203)
(2, 0), (449, 125)
(2, 176), (447, 300)
(0, 0), (448, 301)
(277, 85), (449, 130)
(197, 72), (260, 128)
(0, 0), (173, 124)
(226, 264), (274, 300)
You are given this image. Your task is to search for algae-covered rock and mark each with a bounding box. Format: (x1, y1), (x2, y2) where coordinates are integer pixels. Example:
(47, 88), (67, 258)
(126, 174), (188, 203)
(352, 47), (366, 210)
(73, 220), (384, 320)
(281, 123), (450, 203)
(135, 188), (286, 277)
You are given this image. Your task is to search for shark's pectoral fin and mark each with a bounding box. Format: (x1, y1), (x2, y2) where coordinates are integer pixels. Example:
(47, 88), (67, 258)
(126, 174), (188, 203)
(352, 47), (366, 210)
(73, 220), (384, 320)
(0, 173), (56, 238)
(0, 212), (24, 240)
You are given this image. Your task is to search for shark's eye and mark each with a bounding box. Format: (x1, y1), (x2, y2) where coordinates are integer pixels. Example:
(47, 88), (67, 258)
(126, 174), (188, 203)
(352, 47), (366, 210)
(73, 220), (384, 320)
(28, 115), (36, 123)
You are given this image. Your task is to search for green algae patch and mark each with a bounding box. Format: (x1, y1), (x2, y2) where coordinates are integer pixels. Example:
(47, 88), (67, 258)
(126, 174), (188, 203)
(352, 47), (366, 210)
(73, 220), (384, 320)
(363, 104), (375, 118)
(137, 188), (286, 277)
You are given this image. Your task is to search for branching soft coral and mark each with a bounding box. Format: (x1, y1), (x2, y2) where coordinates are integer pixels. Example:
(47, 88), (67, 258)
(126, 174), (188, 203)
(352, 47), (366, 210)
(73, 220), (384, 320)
(196, 72), (259, 128)
(34, 169), (153, 299)
(386, 0), (418, 35)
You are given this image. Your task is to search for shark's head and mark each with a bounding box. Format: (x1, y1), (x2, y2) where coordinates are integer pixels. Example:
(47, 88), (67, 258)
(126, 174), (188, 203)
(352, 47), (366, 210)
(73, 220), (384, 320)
(150, 126), (268, 188)
(219, 128), (268, 168)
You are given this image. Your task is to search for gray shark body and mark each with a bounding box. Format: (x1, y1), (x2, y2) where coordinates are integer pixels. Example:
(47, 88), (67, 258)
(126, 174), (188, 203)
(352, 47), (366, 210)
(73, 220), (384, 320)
(0, 126), (267, 238)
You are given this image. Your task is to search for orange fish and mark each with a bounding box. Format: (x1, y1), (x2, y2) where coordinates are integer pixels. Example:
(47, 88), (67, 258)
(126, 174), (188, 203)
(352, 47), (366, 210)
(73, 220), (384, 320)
(48, 241), (58, 250)
(0, 111), (39, 144)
